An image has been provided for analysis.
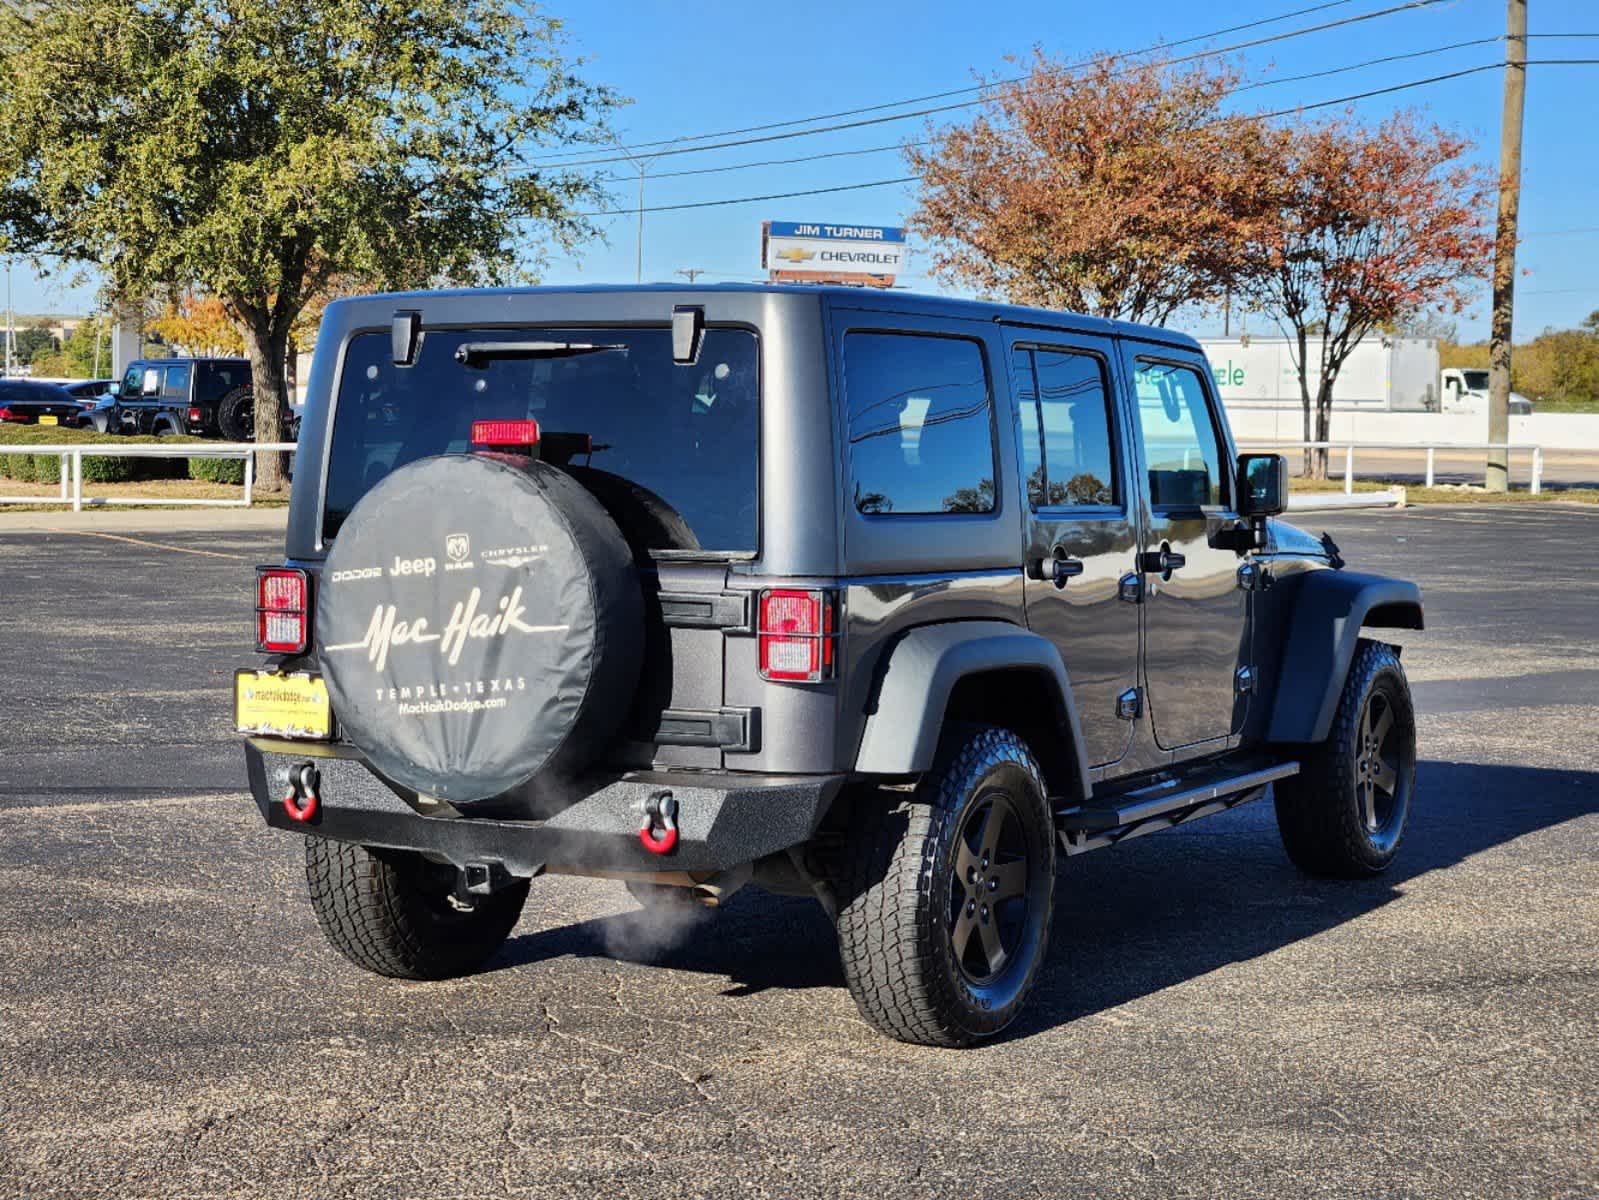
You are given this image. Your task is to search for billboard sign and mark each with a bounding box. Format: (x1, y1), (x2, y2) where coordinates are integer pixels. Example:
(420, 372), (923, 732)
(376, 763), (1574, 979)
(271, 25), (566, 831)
(762, 221), (908, 287)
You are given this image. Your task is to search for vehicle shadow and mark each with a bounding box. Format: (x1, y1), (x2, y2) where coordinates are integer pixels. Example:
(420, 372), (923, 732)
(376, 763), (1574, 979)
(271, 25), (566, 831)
(495, 760), (1599, 1029)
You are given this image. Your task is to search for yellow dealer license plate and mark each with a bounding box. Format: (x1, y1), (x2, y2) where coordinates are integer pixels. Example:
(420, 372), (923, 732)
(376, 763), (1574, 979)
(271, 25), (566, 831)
(234, 670), (332, 740)
(39, 415), (58, 426)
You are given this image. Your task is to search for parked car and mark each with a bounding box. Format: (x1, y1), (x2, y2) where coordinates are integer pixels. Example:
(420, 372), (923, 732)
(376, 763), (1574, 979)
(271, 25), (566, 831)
(107, 357), (294, 440)
(61, 378), (116, 403)
(0, 379), (90, 425)
(78, 389), (188, 437)
(239, 285), (1422, 1047)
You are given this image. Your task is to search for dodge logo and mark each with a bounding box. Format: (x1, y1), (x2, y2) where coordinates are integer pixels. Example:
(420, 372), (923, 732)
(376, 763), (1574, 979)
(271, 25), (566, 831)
(445, 533), (470, 563)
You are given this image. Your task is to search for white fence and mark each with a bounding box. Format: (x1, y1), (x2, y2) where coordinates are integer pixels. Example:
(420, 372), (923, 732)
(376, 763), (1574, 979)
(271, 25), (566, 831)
(0, 442), (297, 511)
(1239, 440), (1544, 495)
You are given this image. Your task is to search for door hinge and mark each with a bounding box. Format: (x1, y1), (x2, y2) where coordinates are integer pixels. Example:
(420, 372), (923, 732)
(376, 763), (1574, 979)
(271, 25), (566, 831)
(1118, 571), (1143, 605)
(1116, 687), (1142, 720)
(1235, 666), (1256, 695)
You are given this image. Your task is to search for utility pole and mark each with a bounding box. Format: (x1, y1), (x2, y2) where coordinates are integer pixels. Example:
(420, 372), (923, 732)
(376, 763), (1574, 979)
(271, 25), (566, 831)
(676, 268), (707, 284)
(1487, 0), (1527, 493)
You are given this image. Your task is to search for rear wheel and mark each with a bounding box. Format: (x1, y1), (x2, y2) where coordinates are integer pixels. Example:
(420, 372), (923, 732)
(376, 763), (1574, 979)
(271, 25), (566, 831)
(1275, 639), (1416, 877)
(836, 726), (1056, 1046)
(304, 840), (529, 979)
(217, 386), (254, 441)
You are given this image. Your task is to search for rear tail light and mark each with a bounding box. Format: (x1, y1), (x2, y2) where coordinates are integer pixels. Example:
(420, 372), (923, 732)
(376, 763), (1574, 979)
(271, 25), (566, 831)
(471, 419), (541, 450)
(0, 407), (18, 422)
(256, 567), (310, 654)
(187, 406), (202, 423)
(758, 589), (837, 683)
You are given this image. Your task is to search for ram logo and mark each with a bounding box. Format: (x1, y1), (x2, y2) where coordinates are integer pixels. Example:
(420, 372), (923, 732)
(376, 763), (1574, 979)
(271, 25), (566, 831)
(445, 533), (471, 563)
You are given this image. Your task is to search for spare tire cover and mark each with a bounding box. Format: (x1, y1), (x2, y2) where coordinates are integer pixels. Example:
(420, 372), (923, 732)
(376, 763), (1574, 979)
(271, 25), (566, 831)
(316, 454), (642, 804)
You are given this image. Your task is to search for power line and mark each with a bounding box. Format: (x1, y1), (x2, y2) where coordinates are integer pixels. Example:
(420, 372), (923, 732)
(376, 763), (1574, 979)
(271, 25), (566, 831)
(559, 64), (1495, 218)
(589, 37), (1510, 187)
(536, 0), (1373, 163)
(535, 0), (1455, 170)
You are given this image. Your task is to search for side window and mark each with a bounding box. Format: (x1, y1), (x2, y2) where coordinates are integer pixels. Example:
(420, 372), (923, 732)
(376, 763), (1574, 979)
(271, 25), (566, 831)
(1014, 346), (1118, 509)
(844, 332), (996, 516)
(140, 367), (161, 396)
(120, 366), (142, 396)
(1133, 361), (1227, 509)
(163, 364), (191, 398)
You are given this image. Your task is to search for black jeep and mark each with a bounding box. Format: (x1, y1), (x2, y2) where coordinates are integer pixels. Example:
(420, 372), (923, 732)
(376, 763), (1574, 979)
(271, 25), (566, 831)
(91, 357), (272, 439)
(238, 285), (1421, 1046)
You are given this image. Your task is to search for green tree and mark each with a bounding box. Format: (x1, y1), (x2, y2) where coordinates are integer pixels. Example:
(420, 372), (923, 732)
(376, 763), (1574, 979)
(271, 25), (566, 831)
(28, 317), (110, 378)
(11, 322), (56, 365)
(0, 0), (616, 488)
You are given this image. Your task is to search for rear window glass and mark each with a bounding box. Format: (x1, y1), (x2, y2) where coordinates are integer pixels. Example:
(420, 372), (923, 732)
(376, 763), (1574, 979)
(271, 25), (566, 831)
(324, 326), (759, 553)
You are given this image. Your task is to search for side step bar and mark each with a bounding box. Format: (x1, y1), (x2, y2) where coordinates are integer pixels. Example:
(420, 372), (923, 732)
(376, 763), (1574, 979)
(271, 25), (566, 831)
(1055, 760), (1300, 857)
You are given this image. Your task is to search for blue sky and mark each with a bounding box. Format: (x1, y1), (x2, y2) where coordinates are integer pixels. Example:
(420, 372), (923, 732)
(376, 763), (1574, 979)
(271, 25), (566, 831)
(9, 0), (1596, 340)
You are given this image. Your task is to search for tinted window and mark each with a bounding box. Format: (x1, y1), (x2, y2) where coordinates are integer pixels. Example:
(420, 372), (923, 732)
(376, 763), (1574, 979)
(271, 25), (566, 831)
(1133, 361), (1226, 509)
(163, 365), (191, 397)
(326, 326), (759, 553)
(1014, 346), (1117, 509)
(844, 332), (995, 515)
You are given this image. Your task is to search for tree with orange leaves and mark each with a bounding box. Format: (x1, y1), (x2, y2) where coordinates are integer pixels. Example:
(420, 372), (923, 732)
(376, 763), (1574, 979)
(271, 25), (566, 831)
(1242, 113), (1494, 477)
(907, 52), (1272, 324)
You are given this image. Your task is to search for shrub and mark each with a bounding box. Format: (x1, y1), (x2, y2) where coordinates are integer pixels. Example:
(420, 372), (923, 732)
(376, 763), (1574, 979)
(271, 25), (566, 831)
(189, 456), (246, 485)
(79, 453), (145, 483)
(32, 453), (63, 485)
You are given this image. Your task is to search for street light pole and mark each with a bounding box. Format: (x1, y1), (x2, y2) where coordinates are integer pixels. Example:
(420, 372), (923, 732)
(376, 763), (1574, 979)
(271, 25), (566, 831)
(4, 254), (14, 378)
(610, 137), (684, 285)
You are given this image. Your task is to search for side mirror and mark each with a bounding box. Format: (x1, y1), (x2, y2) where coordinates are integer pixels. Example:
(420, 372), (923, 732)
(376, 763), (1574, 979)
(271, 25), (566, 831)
(108, 382), (121, 396)
(1237, 453), (1288, 518)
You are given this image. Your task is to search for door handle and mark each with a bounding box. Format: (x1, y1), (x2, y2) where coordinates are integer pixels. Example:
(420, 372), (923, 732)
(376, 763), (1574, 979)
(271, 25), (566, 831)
(1029, 550), (1085, 588)
(1139, 544), (1186, 578)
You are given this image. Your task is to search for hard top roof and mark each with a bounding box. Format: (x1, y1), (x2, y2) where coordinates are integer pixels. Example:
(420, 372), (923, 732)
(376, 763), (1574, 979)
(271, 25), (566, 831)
(327, 283), (1202, 352)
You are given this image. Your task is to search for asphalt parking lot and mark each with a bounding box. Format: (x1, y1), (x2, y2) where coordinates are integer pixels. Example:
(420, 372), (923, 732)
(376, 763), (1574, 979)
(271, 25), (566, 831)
(1, 506), (1595, 1199)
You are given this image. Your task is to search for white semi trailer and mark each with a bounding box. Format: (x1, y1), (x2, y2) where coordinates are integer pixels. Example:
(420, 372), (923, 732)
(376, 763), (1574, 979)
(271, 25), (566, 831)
(1198, 336), (1533, 415)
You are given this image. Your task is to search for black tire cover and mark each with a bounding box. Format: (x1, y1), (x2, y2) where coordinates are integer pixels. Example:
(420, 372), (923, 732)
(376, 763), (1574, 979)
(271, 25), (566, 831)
(316, 454), (642, 804)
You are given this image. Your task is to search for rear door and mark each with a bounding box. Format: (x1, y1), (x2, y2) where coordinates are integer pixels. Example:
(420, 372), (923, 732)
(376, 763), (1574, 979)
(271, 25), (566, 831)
(1004, 329), (1140, 769)
(1120, 345), (1251, 751)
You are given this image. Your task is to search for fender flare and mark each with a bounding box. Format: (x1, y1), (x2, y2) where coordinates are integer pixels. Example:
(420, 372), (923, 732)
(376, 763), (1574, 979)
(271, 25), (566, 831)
(1265, 570), (1424, 744)
(854, 620), (1091, 800)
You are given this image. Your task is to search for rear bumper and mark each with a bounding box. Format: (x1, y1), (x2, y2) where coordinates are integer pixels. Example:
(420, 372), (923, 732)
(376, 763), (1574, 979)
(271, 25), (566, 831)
(244, 742), (845, 877)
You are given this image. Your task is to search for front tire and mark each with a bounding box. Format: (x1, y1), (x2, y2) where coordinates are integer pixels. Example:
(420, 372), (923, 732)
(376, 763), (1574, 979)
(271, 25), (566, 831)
(836, 726), (1056, 1047)
(1275, 639), (1416, 878)
(305, 840), (529, 979)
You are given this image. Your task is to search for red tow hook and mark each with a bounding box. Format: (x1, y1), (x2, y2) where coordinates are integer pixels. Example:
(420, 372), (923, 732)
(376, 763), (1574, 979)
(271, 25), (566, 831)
(282, 764), (321, 823)
(638, 790), (679, 855)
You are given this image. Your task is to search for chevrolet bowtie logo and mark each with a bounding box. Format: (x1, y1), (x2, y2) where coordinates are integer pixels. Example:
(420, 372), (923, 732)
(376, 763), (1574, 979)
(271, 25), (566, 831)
(773, 247), (814, 263)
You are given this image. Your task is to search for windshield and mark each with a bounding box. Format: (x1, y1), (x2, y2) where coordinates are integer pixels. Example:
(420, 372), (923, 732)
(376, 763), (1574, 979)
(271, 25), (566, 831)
(324, 325), (759, 553)
(1461, 370), (1490, 391)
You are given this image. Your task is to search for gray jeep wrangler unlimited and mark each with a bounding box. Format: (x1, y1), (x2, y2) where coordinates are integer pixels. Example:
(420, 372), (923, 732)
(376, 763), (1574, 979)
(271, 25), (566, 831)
(238, 284), (1421, 1047)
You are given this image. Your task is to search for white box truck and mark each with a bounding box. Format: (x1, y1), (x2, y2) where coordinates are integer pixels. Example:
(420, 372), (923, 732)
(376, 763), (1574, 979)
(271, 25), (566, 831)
(1199, 336), (1533, 415)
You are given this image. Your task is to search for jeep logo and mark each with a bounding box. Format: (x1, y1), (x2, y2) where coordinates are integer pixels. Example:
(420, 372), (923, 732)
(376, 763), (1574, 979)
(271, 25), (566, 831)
(391, 555), (436, 577)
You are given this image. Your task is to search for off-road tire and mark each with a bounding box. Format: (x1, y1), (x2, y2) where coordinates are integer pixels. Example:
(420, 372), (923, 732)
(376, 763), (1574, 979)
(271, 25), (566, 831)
(305, 840), (529, 979)
(217, 385), (254, 441)
(835, 726), (1056, 1047)
(1275, 639), (1416, 878)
